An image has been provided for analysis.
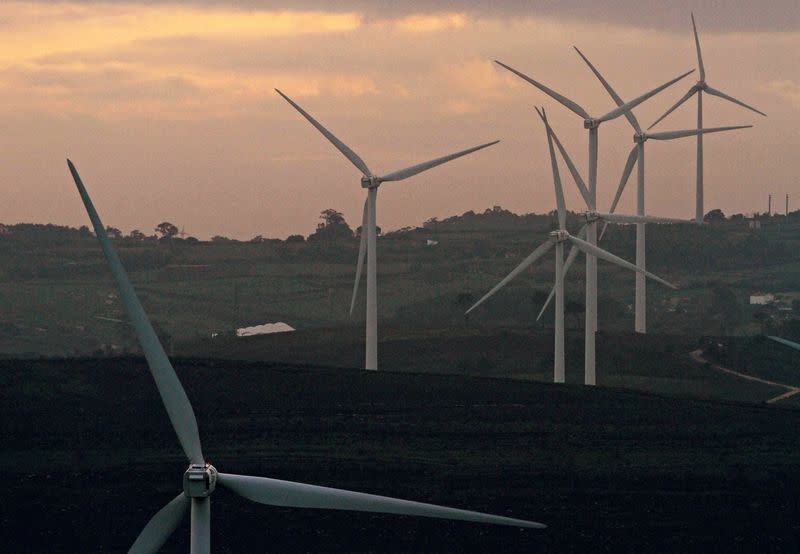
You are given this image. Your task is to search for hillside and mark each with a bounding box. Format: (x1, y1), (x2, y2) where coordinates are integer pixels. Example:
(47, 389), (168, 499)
(2, 358), (799, 552)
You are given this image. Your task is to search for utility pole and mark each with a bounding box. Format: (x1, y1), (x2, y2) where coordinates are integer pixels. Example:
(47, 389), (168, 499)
(786, 194), (789, 216)
(768, 194), (772, 216)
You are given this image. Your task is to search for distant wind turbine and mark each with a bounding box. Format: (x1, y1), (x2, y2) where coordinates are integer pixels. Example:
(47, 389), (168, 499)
(66, 160), (544, 554)
(276, 89), (498, 371)
(573, 45), (749, 333)
(466, 109), (676, 383)
(649, 13), (766, 222)
(495, 58), (692, 382)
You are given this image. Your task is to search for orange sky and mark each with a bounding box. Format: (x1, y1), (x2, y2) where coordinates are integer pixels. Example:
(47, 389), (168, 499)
(0, 2), (797, 239)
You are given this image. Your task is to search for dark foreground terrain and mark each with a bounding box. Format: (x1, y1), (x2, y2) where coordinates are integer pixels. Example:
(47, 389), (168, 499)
(2, 358), (799, 553)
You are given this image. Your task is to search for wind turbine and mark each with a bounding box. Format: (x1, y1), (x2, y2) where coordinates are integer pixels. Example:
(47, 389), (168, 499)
(649, 13), (766, 222)
(573, 45), (750, 333)
(494, 58), (692, 382)
(276, 89), (498, 371)
(465, 109), (676, 384)
(66, 160), (544, 554)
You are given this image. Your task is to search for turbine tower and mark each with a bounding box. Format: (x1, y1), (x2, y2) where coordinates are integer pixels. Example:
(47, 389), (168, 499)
(66, 160), (544, 554)
(574, 46), (750, 333)
(495, 58), (692, 383)
(276, 89), (498, 371)
(649, 13), (766, 222)
(466, 109), (676, 384)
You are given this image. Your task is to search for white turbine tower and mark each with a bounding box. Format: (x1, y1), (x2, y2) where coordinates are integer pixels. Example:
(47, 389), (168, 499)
(495, 59), (692, 383)
(649, 13), (766, 222)
(465, 109), (677, 384)
(276, 89), (498, 371)
(66, 160), (544, 554)
(574, 46), (750, 333)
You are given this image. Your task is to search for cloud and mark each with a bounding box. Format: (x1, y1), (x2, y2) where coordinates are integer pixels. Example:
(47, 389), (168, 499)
(10, 1), (798, 32)
(763, 80), (800, 106)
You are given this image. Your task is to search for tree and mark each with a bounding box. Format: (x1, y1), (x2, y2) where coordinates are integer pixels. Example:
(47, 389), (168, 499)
(105, 226), (122, 239)
(250, 235), (265, 243)
(703, 209), (726, 223)
(155, 221), (179, 240)
(710, 284), (742, 335)
(211, 235), (232, 242)
(128, 229), (145, 241)
(308, 208), (353, 241)
(285, 234), (305, 243)
(78, 225), (93, 238)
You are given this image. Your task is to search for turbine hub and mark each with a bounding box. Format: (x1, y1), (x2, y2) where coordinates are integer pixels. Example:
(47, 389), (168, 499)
(696, 81), (707, 90)
(583, 210), (600, 222)
(360, 176), (380, 189)
(634, 133), (647, 144)
(549, 229), (570, 242)
(183, 463), (218, 498)
(583, 118), (600, 130)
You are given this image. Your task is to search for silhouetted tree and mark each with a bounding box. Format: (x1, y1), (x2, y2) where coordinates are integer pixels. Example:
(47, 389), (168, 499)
(309, 209), (353, 241)
(128, 229), (145, 241)
(703, 209), (726, 223)
(155, 221), (179, 239)
(285, 234), (305, 243)
(105, 226), (122, 239)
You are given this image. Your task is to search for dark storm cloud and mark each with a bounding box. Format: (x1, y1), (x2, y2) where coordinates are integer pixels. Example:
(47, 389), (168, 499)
(29, 1), (799, 32)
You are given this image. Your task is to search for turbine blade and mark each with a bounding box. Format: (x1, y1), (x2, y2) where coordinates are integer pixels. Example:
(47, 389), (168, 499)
(379, 140), (499, 182)
(218, 473), (544, 529)
(646, 125), (752, 141)
(536, 111), (592, 208)
(349, 199), (368, 317)
(596, 212), (694, 225)
(275, 89), (372, 177)
(568, 234), (677, 290)
(129, 493), (189, 554)
(536, 236), (582, 322)
(535, 107), (566, 229)
(599, 69), (694, 123)
(648, 87), (697, 129)
(703, 86), (766, 117)
(466, 240), (555, 315)
(494, 60), (590, 119)
(767, 336), (800, 351)
(602, 145), (639, 240)
(691, 13), (706, 81)
(573, 46), (641, 134)
(67, 160), (204, 464)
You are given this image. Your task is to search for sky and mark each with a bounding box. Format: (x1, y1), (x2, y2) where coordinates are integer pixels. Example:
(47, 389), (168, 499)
(0, 1), (798, 239)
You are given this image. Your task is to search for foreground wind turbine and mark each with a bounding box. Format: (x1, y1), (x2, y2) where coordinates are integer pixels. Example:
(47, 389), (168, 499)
(495, 58), (692, 381)
(66, 160), (544, 554)
(574, 46), (749, 333)
(466, 109), (676, 384)
(649, 13), (766, 222)
(276, 89), (498, 371)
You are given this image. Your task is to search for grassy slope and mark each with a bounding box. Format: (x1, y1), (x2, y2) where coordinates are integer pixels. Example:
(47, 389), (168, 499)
(2, 358), (799, 553)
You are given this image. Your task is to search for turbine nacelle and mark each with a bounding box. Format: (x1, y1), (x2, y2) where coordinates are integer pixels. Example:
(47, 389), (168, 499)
(360, 176), (380, 189)
(581, 211), (602, 223)
(583, 118), (600, 129)
(183, 464), (218, 498)
(549, 229), (570, 243)
(633, 133), (648, 144)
